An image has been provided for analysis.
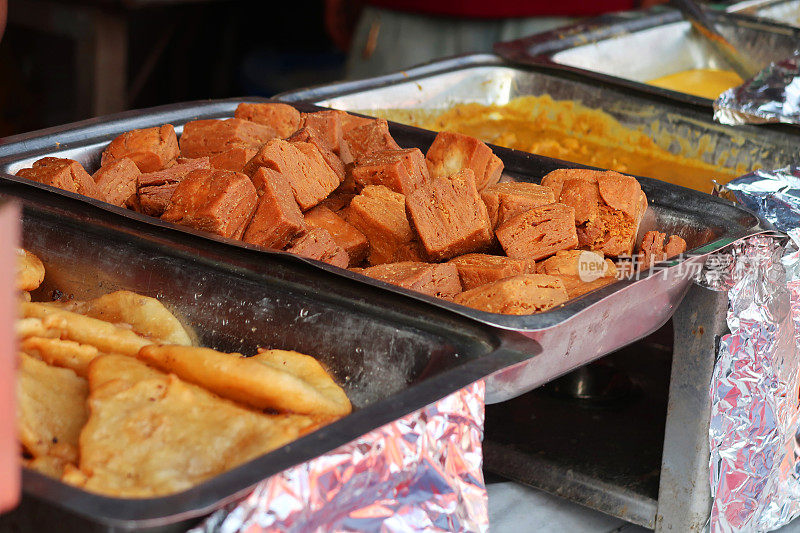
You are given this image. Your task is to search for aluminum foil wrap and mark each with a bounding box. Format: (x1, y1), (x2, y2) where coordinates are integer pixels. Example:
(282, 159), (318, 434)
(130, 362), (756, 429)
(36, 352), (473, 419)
(724, 167), (800, 233)
(190, 380), (487, 533)
(714, 51), (800, 126)
(709, 167), (800, 531)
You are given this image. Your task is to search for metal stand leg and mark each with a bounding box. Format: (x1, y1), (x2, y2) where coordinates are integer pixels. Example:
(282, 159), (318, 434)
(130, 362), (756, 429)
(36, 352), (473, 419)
(655, 284), (728, 531)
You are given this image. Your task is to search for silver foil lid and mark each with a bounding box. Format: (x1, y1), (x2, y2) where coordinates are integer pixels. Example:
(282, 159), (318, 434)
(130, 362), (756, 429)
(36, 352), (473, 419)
(714, 51), (800, 126)
(190, 381), (488, 532)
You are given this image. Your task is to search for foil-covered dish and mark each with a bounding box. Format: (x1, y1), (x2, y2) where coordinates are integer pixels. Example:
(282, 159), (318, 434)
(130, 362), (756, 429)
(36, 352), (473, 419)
(715, 52), (800, 126)
(708, 168), (800, 531)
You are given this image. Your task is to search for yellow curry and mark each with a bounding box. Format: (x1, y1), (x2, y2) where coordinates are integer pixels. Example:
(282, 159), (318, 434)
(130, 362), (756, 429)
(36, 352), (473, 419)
(647, 68), (743, 99)
(369, 94), (748, 192)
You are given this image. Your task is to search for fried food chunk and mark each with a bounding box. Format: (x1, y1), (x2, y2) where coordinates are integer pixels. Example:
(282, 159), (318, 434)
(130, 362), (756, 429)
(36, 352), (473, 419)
(638, 231), (688, 271)
(179, 118), (277, 159)
(243, 167), (307, 249)
(101, 125), (180, 172)
(406, 169), (493, 261)
(454, 274), (568, 315)
(448, 253), (533, 291)
(343, 118), (401, 161)
(541, 169), (648, 257)
(343, 185), (422, 266)
(243, 139), (340, 211)
(351, 148), (429, 195)
(24, 455), (72, 479)
(18, 353), (88, 463)
(304, 205), (369, 266)
(20, 337), (100, 378)
(209, 147), (258, 173)
(75, 290), (192, 346)
(92, 158), (140, 207)
(496, 203), (578, 261)
(357, 261), (462, 299)
(537, 250), (618, 298)
(425, 131), (503, 191)
(16, 249), (45, 292)
(285, 228), (349, 269)
(16, 157), (106, 202)
(20, 302), (153, 356)
(480, 182), (555, 228)
(137, 345), (351, 416)
(234, 102), (301, 138)
(162, 169), (258, 239)
(73, 355), (321, 498)
(135, 157), (211, 216)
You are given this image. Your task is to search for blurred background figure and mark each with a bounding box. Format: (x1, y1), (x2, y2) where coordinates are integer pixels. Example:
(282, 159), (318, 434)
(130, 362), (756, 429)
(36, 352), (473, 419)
(326, 0), (668, 79)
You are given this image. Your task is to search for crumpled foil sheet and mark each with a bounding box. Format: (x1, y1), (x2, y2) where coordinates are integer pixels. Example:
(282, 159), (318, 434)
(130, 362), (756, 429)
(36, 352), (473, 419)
(707, 166), (800, 531)
(724, 167), (800, 233)
(714, 51), (800, 126)
(189, 380), (487, 533)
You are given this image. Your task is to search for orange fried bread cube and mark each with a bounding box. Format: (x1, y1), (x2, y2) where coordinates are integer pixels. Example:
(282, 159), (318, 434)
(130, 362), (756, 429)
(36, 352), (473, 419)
(101, 125), (179, 172)
(425, 131), (503, 191)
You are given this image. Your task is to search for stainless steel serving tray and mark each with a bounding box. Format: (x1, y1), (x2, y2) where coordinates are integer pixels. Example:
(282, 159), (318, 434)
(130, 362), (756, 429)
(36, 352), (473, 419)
(727, 0), (800, 28)
(0, 180), (536, 532)
(0, 98), (765, 403)
(278, 53), (800, 185)
(493, 7), (800, 108)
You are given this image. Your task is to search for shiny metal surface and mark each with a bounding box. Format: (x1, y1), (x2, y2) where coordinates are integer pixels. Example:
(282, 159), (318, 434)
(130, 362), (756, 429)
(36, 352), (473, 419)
(494, 9), (800, 107)
(0, 97), (765, 404)
(279, 54), (800, 182)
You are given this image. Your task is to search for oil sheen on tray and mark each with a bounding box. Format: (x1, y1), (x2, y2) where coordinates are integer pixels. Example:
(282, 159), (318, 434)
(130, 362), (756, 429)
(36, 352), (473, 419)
(371, 95), (747, 192)
(647, 68), (743, 99)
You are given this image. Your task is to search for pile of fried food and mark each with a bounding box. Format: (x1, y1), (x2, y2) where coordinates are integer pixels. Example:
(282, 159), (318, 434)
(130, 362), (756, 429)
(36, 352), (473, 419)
(15, 103), (686, 315)
(15, 249), (351, 498)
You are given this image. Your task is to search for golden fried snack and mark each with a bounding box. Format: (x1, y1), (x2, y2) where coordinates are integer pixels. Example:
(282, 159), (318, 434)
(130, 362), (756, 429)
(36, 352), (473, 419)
(24, 455), (72, 479)
(20, 337), (100, 378)
(72, 291), (192, 346)
(74, 356), (321, 498)
(254, 349), (351, 415)
(16, 249), (45, 292)
(137, 345), (351, 416)
(17, 354), (88, 463)
(20, 302), (153, 356)
(15, 317), (63, 339)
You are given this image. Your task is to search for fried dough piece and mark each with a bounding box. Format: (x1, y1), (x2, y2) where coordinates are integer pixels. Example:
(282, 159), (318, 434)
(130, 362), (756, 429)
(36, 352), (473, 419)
(495, 203), (578, 261)
(101, 125), (180, 172)
(16, 317), (62, 339)
(16, 157), (106, 202)
(638, 231), (688, 271)
(454, 274), (568, 315)
(76, 291), (192, 346)
(480, 182), (555, 229)
(234, 102), (301, 138)
(253, 349), (351, 415)
(425, 131), (503, 191)
(24, 455), (72, 479)
(536, 250), (618, 298)
(16, 249), (45, 292)
(541, 169), (648, 257)
(356, 261), (463, 299)
(18, 354), (88, 463)
(137, 345), (351, 416)
(448, 253), (533, 291)
(73, 356), (320, 498)
(20, 337), (100, 378)
(20, 302), (153, 356)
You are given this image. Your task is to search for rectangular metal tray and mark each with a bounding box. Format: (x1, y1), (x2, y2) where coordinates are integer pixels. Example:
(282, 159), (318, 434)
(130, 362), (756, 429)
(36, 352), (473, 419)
(0, 98), (764, 404)
(493, 8), (800, 108)
(278, 53), (800, 187)
(727, 0), (800, 28)
(0, 180), (537, 532)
